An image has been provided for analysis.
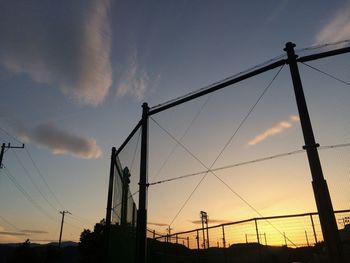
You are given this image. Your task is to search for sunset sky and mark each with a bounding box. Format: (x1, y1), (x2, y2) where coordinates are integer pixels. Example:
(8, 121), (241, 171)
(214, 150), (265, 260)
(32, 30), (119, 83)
(0, 0), (349, 244)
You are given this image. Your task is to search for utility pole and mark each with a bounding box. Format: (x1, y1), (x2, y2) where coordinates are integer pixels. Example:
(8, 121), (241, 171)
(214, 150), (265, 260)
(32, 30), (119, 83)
(284, 42), (343, 262)
(58, 210), (71, 248)
(200, 211), (209, 248)
(166, 226), (172, 242)
(0, 143), (25, 168)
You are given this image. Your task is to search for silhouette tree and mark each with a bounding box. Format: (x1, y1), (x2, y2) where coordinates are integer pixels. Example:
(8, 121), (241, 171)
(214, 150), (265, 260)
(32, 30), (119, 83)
(79, 220), (135, 263)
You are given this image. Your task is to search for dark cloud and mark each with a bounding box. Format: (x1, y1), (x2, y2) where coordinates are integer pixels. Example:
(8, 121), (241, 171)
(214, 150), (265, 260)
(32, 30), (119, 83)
(147, 222), (168, 227)
(21, 230), (49, 234)
(191, 219), (229, 225)
(0, 0), (112, 105)
(0, 231), (27, 236)
(27, 123), (102, 159)
(0, 113), (101, 159)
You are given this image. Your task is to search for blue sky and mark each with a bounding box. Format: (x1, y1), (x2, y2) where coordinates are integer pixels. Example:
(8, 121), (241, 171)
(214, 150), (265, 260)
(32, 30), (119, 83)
(0, 0), (350, 243)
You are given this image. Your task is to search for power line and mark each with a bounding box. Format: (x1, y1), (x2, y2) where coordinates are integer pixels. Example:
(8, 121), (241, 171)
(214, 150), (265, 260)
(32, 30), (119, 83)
(0, 127), (24, 145)
(149, 142), (350, 186)
(0, 128), (91, 228)
(151, 94), (212, 182)
(152, 65), (284, 227)
(149, 66), (299, 246)
(12, 150), (59, 212)
(24, 146), (65, 210)
(151, 117), (298, 247)
(301, 62), (350, 87)
(149, 149), (304, 186)
(3, 167), (58, 223)
(0, 214), (21, 231)
(296, 39), (350, 53)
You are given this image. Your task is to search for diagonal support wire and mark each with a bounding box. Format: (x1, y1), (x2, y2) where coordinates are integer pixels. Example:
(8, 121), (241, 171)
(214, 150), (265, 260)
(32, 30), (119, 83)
(301, 62), (350, 87)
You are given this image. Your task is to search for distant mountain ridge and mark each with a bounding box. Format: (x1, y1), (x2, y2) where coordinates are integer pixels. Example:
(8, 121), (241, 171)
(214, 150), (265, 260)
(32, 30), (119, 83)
(0, 241), (78, 248)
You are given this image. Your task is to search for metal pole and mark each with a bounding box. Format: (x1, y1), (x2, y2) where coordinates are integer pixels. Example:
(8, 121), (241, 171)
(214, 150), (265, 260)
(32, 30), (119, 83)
(201, 214), (206, 249)
(187, 236), (190, 248)
(222, 225), (226, 248)
(245, 234), (248, 244)
(136, 103), (149, 263)
(264, 233), (267, 245)
(284, 42), (343, 262)
(0, 143), (24, 169)
(121, 167), (130, 225)
(58, 210), (70, 248)
(58, 211), (65, 248)
(196, 230), (200, 250)
(310, 214), (318, 244)
(206, 218), (209, 248)
(254, 219), (260, 244)
(284, 232), (287, 247)
(105, 147), (116, 261)
(305, 230), (310, 247)
(0, 143), (5, 168)
(106, 147), (116, 227)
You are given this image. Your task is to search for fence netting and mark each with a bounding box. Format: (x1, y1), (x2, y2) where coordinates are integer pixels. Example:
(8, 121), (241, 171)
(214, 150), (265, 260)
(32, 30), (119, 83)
(111, 41), (350, 262)
(108, 126), (141, 262)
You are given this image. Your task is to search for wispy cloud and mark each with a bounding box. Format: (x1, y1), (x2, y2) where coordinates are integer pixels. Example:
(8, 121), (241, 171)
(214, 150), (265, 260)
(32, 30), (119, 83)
(24, 123), (102, 159)
(0, 0), (112, 106)
(315, 3), (350, 44)
(0, 231), (27, 236)
(191, 219), (229, 225)
(248, 115), (299, 146)
(1, 113), (101, 159)
(21, 230), (49, 234)
(147, 222), (169, 227)
(116, 48), (148, 100)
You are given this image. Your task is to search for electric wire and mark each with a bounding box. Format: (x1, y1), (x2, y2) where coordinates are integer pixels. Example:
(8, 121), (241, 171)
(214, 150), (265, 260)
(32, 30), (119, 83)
(12, 150), (59, 212)
(295, 39), (350, 53)
(149, 142), (350, 186)
(153, 65), (284, 227)
(150, 57), (286, 111)
(301, 62), (350, 87)
(0, 127), (24, 145)
(0, 214), (21, 231)
(151, 94), (212, 182)
(151, 118), (298, 247)
(151, 66), (298, 246)
(149, 149), (304, 186)
(0, 127), (65, 209)
(24, 146), (65, 210)
(3, 167), (58, 223)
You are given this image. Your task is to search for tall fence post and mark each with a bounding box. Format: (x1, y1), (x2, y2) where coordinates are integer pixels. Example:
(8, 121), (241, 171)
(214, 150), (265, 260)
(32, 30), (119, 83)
(136, 103), (149, 263)
(254, 219), (260, 244)
(284, 42), (343, 262)
(283, 232), (287, 247)
(310, 214), (318, 244)
(305, 230), (310, 247)
(105, 147), (116, 262)
(222, 225), (226, 248)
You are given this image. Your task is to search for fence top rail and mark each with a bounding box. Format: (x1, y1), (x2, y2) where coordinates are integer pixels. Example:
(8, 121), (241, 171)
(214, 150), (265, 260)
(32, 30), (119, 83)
(154, 209), (350, 239)
(115, 120), (142, 156)
(115, 42), (350, 157)
(297, 45), (350, 63)
(149, 59), (285, 116)
(148, 41), (350, 116)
